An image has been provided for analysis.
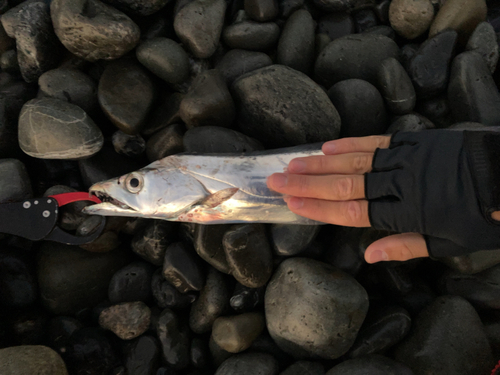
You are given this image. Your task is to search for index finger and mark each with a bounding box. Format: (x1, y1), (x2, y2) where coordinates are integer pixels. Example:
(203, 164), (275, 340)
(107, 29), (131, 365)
(323, 135), (391, 155)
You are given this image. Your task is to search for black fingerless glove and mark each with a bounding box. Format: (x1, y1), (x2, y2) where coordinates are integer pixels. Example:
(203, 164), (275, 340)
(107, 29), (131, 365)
(365, 129), (500, 258)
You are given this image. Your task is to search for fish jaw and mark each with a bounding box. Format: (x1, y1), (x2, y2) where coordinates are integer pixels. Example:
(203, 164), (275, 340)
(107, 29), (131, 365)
(82, 181), (140, 217)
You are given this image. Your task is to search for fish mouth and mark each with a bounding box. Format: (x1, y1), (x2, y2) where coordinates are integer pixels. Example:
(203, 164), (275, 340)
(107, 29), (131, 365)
(82, 186), (137, 216)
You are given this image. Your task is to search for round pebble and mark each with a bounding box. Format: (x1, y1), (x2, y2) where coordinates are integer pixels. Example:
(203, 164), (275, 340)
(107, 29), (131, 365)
(389, 0), (434, 39)
(99, 301), (151, 340)
(212, 312), (265, 353)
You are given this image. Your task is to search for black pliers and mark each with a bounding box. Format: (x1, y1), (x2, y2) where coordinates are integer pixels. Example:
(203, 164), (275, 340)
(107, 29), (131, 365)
(0, 192), (105, 245)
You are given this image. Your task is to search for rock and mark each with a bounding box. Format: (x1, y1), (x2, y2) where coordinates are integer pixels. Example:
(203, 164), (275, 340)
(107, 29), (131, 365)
(46, 317), (83, 356)
(209, 335), (233, 367)
(151, 269), (197, 309)
(277, 10), (315, 75)
(439, 249), (500, 274)
(163, 241), (205, 293)
(102, 0), (170, 15)
(190, 337), (210, 369)
(315, 34), (331, 57)
(271, 224), (320, 257)
(215, 353), (279, 375)
(388, 0), (434, 39)
(131, 220), (177, 266)
(0, 345), (68, 375)
(37, 68), (97, 115)
(448, 51), (500, 126)
(414, 94), (452, 128)
(50, 0), (141, 62)
(212, 312), (265, 353)
(215, 49), (272, 85)
(265, 258), (369, 359)
(400, 43), (420, 70)
(173, 0), (226, 59)
(230, 283), (265, 312)
(233, 65), (341, 148)
(0, 23), (14, 55)
(394, 295), (494, 374)
(245, 0), (278, 21)
(315, 34), (400, 88)
(320, 227), (366, 277)
(0, 159), (32, 203)
(408, 29), (457, 98)
(0, 100), (19, 159)
(352, 8), (378, 33)
(0, 248), (37, 308)
(99, 302), (151, 340)
(429, 0), (487, 44)
(386, 113), (434, 133)
(108, 261), (154, 303)
(363, 25), (396, 39)
(1, 0), (62, 83)
(112, 131), (146, 158)
(143, 92), (183, 136)
(146, 123), (185, 162)
(157, 308), (190, 370)
(466, 22), (499, 73)
(279, 0), (304, 18)
(193, 224), (232, 274)
(222, 21), (280, 51)
(179, 69), (235, 128)
(326, 355), (414, 375)
(125, 335), (161, 375)
(189, 267), (229, 334)
(78, 226), (121, 253)
(223, 224), (273, 288)
(0, 50), (19, 74)
(280, 361), (324, 375)
(317, 13), (355, 41)
(136, 37), (190, 86)
(328, 79), (388, 137)
(183, 126), (263, 153)
(377, 57), (416, 115)
(37, 243), (129, 315)
(312, 0), (361, 12)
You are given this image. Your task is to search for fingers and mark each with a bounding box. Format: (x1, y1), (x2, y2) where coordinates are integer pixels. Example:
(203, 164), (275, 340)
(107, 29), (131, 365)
(322, 135), (391, 155)
(364, 233), (429, 263)
(288, 152), (374, 175)
(267, 173), (365, 201)
(283, 197), (371, 227)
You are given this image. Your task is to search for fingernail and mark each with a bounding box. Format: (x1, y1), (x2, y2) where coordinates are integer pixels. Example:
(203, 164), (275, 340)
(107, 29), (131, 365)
(369, 250), (389, 263)
(289, 160), (306, 173)
(323, 143), (336, 154)
(289, 197), (303, 209)
(272, 173), (287, 188)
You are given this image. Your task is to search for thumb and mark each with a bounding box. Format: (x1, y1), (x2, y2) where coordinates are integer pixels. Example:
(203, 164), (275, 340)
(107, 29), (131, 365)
(365, 233), (429, 263)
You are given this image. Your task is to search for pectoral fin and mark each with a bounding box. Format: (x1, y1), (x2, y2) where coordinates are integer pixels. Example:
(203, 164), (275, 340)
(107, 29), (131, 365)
(198, 188), (239, 208)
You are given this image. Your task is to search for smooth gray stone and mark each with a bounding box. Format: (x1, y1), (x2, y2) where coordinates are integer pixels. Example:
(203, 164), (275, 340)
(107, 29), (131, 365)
(400, 43), (420, 71)
(280, 360), (325, 375)
(448, 51), (500, 126)
(112, 131), (146, 158)
(146, 123), (185, 162)
(326, 355), (414, 375)
(212, 312), (265, 353)
(377, 57), (416, 115)
(162, 241), (205, 293)
(394, 295), (494, 375)
(352, 8), (378, 33)
(183, 126), (263, 153)
(99, 301), (151, 340)
(265, 258), (369, 359)
(277, 9), (315, 75)
(215, 353), (279, 375)
(193, 224), (232, 274)
(388, 0), (434, 39)
(173, 0), (226, 59)
(0, 158), (32, 203)
(223, 21), (280, 51)
(315, 34), (331, 57)
(245, 0), (278, 21)
(108, 261), (154, 303)
(0, 49), (19, 74)
(215, 49), (272, 85)
(157, 308), (190, 370)
(0, 346), (68, 375)
(466, 22), (498, 73)
(386, 113), (434, 133)
(18, 98), (104, 159)
(50, 0), (140, 62)
(143, 92), (183, 136)
(439, 249), (500, 274)
(271, 224), (320, 257)
(233, 64), (341, 148)
(102, 0), (171, 16)
(317, 13), (355, 41)
(124, 335), (161, 375)
(315, 34), (399, 88)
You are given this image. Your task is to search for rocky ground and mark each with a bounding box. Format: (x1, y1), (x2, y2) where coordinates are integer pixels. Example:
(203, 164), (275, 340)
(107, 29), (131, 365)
(0, 0), (500, 374)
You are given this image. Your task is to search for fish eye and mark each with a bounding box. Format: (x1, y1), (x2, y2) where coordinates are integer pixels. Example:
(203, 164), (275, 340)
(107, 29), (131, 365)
(125, 173), (143, 194)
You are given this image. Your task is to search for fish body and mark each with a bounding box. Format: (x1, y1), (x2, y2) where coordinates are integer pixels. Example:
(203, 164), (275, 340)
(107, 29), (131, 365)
(83, 143), (325, 225)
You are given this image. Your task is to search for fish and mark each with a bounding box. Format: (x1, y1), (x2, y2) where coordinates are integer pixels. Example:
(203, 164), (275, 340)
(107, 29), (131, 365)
(83, 143), (326, 225)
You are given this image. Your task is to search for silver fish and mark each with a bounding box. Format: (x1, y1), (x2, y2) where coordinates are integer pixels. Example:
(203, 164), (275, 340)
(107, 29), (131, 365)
(83, 143), (325, 225)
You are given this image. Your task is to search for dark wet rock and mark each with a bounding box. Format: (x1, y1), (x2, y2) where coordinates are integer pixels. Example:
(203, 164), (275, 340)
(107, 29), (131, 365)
(37, 68), (97, 115)
(233, 65), (341, 148)
(265, 258), (369, 359)
(37, 243), (129, 315)
(352, 8), (378, 33)
(151, 269), (197, 309)
(163, 241), (205, 293)
(222, 21), (280, 51)
(112, 131), (146, 158)
(315, 34), (399, 88)
(0, 80), (37, 120)
(173, 0), (226, 59)
(439, 249), (500, 275)
(388, 0), (434, 39)
(230, 283), (265, 312)
(0, 102), (21, 158)
(108, 261), (154, 303)
(191, 337), (210, 369)
(189, 267), (229, 334)
(277, 10), (315, 75)
(466, 22), (498, 73)
(429, 0), (487, 44)
(1, 0), (62, 82)
(315, 34), (331, 57)
(9, 307), (48, 345)
(136, 37), (190, 86)
(374, 0), (391, 23)
(209, 335), (233, 367)
(157, 308), (190, 370)
(184, 126), (263, 153)
(64, 327), (119, 375)
(50, 0), (141, 62)
(179, 69), (235, 128)
(215, 49), (272, 85)
(317, 13), (355, 41)
(125, 335), (161, 375)
(193, 224), (232, 274)
(320, 227), (366, 277)
(363, 25), (396, 39)
(132, 220), (177, 266)
(0, 248), (37, 308)
(0, 49), (19, 74)
(414, 94), (452, 128)
(223, 224), (273, 288)
(400, 43), (420, 71)
(79, 228), (121, 253)
(215, 353), (279, 375)
(312, 0), (372, 12)
(328, 79), (387, 137)
(481, 311), (500, 354)
(0, 159), (32, 203)
(18, 98), (103, 159)
(280, 361), (324, 375)
(0, 345), (68, 375)
(146, 124), (185, 162)
(448, 51), (500, 126)
(156, 368), (178, 375)
(279, 0), (304, 18)
(143, 92), (183, 136)
(212, 312), (265, 353)
(386, 113), (434, 133)
(245, 0), (278, 21)
(0, 23), (14, 55)
(377, 57), (416, 115)
(326, 355), (414, 375)
(102, 0), (170, 15)
(47, 316), (83, 355)
(98, 59), (156, 135)
(27, 158), (83, 195)
(394, 295), (493, 374)
(99, 301), (151, 340)
(271, 224), (320, 257)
